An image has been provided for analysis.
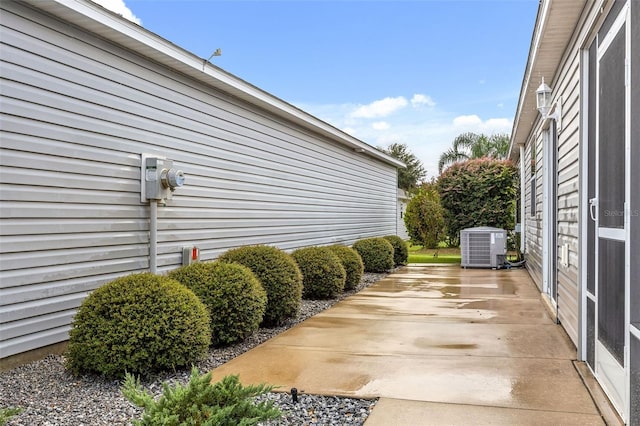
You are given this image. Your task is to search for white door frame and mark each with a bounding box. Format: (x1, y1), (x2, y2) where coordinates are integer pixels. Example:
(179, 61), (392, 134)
(591, 3), (631, 420)
(542, 123), (558, 311)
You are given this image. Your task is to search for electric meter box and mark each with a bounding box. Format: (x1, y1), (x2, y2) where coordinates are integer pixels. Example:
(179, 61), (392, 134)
(182, 246), (200, 266)
(142, 155), (185, 202)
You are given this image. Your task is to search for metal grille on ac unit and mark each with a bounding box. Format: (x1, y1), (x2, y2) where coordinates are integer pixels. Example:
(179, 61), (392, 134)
(460, 227), (507, 269)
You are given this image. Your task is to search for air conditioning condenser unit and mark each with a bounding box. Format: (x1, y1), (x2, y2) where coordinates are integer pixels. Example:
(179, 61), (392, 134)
(460, 227), (507, 269)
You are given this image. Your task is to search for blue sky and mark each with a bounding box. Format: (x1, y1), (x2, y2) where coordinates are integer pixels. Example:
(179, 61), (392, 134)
(98, 0), (538, 178)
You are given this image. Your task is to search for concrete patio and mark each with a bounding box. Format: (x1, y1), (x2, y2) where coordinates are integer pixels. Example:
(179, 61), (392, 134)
(209, 265), (608, 425)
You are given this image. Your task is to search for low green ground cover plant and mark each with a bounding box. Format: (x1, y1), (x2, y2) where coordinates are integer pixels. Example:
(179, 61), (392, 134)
(383, 235), (408, 267)
(292, 246), (346, 299)
(218, 245), (302, 326)
(0, 407), (22, 425)
(168, 262), (267, 346)
(408, 245), (461, 264)
(352, 238), (395, 272)
(328, 245), (364, 290)
(122, 367), (280, 426)
(66, 273), (210, 378)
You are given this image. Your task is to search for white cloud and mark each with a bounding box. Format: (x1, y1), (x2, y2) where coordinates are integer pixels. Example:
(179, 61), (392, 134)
(453, 114), (483, 127)
(296, 101), (512, 180)
(350, 96), (408, 119)
(90, 0), (141, 24)
(411, 94), (436, 108)
(483, 118), (511, 131)
(372, 121), (390, 130)
(453, 115), (511, 133)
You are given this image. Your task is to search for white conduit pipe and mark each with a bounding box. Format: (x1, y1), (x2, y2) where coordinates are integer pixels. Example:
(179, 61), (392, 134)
(150, 200), (158, 274)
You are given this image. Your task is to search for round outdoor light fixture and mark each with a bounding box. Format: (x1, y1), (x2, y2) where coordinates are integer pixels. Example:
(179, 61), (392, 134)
(536, 77), (552, 117)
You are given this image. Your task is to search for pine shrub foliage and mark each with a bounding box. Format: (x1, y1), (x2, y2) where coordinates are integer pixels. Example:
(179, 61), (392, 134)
(122, 367), (281, 426)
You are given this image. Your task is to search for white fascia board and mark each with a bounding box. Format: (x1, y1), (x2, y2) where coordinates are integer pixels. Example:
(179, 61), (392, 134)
(27, 0), (404, 169)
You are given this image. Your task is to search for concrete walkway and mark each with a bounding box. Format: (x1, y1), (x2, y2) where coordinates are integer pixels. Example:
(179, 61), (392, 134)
(209, 265), (605, 425)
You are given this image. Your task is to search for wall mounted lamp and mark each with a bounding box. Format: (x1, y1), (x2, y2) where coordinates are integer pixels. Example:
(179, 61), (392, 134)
(536, 77), (562, 130)
(354, 148), (366, 153)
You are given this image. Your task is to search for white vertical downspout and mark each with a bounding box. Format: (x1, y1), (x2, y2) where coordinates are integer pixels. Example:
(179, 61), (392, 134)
(520, 145), (526, 254)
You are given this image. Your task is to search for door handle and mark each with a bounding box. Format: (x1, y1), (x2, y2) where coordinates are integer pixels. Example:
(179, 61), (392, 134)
(589, 198), (598, 222)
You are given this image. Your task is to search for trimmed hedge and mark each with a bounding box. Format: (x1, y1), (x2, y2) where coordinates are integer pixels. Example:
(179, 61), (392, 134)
(66, 273), (210, 378)
(383, 235), (408, 267)
(292, 246), (345, 299)
(438, 158), (517, 246)
(352, 238), (395, 272)
(328, 245), (364, 291)
(168, 262), (267, 346)
(218, 245), (302, 326)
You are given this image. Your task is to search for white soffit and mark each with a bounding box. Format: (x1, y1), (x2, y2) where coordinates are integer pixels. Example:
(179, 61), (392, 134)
(509, 0), (587, 160)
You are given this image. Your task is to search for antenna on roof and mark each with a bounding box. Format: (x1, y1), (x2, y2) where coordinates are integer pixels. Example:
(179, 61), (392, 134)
(202, 48), (222, 70)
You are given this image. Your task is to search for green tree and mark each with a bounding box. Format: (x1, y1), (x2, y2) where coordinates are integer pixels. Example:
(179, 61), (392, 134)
(380, 142), (426, 191)
(403, 182), (445, 248)
(438, 132), (510, 174)
(438, 158), (517, 246)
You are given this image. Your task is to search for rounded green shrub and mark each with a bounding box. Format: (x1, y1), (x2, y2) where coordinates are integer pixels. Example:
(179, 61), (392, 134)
(168, 261), (267, 346)
(292, 246), (346, 299)
(384, 235), (409, 267)
(218, 245), (302, 326)
(328, 245), (364, 291)
(352, 237), (395, 272)
(66, 273), (210, 378)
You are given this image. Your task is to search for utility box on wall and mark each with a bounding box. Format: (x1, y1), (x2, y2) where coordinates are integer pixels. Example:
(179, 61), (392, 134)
(141, 154), (185, 202)
(182, 246), (200, 266)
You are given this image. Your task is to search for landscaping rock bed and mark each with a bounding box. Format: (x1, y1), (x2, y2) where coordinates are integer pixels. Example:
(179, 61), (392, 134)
(0, 272), (387, 426)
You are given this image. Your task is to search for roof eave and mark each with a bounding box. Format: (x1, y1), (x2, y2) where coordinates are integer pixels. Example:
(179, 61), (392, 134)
(508, 0), (587, 161)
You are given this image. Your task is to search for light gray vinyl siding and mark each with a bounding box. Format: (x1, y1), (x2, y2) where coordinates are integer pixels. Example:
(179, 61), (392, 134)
(0, 2), (399, 358)
(525, 135), (543, 291)
(554, 46), (581, 346)
(523, 49), (581, 346)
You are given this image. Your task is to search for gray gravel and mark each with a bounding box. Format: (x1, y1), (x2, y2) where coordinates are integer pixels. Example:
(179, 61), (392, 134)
(0, 272), (388, 426)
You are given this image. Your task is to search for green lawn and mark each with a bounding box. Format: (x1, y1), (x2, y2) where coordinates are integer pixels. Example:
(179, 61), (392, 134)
(407, 245), (461, 264)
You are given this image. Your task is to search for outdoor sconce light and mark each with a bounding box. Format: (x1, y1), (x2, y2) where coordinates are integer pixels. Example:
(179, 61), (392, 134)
(536, 77), (562, 130)
(536, 77), (553, 117)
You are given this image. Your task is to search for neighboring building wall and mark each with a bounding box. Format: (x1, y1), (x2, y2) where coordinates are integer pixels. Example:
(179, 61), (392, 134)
(0, 2), (399, 359)
(396, 189), (409, 240)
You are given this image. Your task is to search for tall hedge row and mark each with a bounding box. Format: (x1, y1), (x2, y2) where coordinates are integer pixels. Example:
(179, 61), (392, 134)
(437, 158), (517, 245)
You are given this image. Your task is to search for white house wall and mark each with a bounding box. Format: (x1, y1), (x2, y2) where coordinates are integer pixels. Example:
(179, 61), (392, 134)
(553, 39), (581, 347)
(0, 2), (399, 358)
(520, 3), (587, 349)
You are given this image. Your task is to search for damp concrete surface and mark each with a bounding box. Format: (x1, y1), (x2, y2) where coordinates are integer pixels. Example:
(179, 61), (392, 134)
(209, 265), (607, 425)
